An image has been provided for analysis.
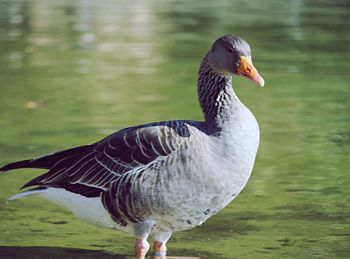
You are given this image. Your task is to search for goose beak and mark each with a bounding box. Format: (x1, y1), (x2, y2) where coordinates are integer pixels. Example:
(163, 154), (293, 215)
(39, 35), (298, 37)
(236, 56), (265, 87)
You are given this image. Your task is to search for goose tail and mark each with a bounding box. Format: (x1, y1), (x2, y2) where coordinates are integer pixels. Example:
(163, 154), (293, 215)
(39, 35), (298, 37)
(8, 186), (48, 200)
(0, 145), (92, 172)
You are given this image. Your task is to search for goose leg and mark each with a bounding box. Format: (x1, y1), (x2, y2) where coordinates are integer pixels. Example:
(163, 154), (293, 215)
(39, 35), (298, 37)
(151, 231), (172, 258)
(135, 238), (150, 259)
(134, 221), (154, 259)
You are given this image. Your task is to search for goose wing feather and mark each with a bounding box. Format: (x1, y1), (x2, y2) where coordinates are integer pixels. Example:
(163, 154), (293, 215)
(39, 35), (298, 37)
(21, 121), (194, 197)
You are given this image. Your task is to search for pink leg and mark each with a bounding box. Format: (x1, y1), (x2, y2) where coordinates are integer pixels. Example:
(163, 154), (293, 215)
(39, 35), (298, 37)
(135, 239), (150, 259)
(152, 240), (167, 258)
(151, 231), (172, 258)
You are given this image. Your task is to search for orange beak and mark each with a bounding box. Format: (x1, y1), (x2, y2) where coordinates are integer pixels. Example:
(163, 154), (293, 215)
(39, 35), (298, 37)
(236, 56), (265, 87)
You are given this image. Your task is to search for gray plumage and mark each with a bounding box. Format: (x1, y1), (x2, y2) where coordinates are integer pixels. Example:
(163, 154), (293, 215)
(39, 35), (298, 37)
(0, 34), (264, 258)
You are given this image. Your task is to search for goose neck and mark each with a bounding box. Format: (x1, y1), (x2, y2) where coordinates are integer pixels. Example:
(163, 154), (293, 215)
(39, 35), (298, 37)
(197, 58), (240, 131)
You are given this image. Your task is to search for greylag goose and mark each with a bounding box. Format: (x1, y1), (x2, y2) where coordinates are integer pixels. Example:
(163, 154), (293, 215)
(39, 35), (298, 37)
(0, 35), (264, 259)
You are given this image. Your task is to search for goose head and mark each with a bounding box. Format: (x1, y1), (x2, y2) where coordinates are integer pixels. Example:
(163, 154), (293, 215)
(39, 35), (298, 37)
(206, 35), (265, 87)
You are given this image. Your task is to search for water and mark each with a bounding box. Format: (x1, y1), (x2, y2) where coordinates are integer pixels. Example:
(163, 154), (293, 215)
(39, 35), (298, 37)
(0, 0), (349, 258)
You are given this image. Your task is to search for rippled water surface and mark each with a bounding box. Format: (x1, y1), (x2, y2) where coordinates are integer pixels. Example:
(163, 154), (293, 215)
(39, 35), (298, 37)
(0, 0), (349, 258)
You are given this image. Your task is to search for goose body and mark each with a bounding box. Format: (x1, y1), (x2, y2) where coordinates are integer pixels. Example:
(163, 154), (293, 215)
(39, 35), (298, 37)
(1, 35), (264, 258)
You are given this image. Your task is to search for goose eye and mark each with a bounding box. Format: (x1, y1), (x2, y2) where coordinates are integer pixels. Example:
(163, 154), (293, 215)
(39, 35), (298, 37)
(227, 48), (233, 53)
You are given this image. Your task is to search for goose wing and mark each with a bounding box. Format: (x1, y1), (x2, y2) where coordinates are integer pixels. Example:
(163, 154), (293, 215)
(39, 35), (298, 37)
(16, 121), (193, 197)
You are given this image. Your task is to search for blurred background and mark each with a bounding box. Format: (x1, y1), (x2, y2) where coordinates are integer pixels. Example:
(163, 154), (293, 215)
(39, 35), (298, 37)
(0, 0), (349, 258)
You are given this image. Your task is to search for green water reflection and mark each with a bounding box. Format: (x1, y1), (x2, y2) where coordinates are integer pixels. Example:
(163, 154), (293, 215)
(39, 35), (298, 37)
(0, 0), (349, 258)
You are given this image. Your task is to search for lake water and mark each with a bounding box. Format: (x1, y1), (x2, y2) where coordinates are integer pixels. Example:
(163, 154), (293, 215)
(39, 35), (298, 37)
(0, 0), (349, 258)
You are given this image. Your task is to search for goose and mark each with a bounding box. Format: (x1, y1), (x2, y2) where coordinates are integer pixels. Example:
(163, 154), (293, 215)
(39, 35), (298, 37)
(0, 35), (264, 259)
